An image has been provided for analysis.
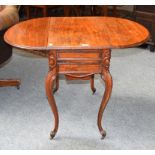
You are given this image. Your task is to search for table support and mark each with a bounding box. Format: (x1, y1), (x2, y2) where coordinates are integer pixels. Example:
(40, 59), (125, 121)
(45, 49), (113, 139)
(4, 16), (149, 140)
(53, 75), (59, 93)
(97, 49), (113, 139)
(90, 74), (96, 94)
(45, 50), (59, 139)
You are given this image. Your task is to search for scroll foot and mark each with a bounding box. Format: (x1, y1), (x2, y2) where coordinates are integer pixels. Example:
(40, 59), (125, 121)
(92, 88), (96, 94)
(100, 130), (106, 140)
(50, 131), (56, 140)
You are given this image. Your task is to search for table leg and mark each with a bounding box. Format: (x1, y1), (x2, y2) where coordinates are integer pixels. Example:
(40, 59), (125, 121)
(97, 49), (113, 139)
(53, 75), (59, 93)
(45, 51), (59, 139)
(90, 74), (96, 94)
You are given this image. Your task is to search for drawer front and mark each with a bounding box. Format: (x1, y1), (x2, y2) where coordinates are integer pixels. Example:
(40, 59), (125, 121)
(58, 52), (100, 59)
(57, 51), (101, 64)
(57, 50), (101, 59)
(58, 64), (101, 74)
(57, 50), (102, 74)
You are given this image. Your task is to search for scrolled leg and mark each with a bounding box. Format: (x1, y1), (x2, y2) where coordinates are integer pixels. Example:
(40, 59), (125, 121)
(98, 72), (112, 139)
(97, 49), (113, 139)
(53, 75), (59, 94)
(45, 50), (59, 139)
(45, 71), (59, 139)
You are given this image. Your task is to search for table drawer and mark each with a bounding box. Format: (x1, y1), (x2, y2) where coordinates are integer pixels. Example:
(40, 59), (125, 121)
(57, 51), (101, 59)
(58, 64), (101, 74)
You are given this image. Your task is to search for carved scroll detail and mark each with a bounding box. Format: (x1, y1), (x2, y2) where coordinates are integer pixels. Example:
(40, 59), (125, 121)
(102, 49), (111, 72)
(49, 51), (56, 70)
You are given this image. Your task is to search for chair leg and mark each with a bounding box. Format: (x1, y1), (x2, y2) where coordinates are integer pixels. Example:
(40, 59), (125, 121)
(0, 79), (21, 89)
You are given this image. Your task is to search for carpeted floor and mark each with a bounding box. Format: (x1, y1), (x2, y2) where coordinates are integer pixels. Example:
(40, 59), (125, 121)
(0, 47), (155, 150)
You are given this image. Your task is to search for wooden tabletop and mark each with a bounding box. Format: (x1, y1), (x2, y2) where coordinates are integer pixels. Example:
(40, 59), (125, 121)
(4, 17), (150, 50)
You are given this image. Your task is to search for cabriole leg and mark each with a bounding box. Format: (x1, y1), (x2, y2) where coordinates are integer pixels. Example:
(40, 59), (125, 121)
(45, 51), (59, 139)
(97, 49), (113, 139)
(53, 75), (59, 93)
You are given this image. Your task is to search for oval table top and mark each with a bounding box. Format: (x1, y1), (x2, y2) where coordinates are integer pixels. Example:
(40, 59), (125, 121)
(4, 17), (150, 50)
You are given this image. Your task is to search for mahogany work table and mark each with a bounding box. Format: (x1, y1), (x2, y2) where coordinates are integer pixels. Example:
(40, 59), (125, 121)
(4, 17), (149, 139)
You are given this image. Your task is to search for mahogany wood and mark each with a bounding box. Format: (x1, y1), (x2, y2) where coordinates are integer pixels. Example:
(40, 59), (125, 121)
(90, 74), (96, 94)
(4, 17), (149, 139)
(53, 75), (59, 93)
(65, 74), (96, 94)
(45, 50), (59, 139)
(98, 49), (113, 139)
(0, 79), (20, 88)
(4, 17), (149, 50)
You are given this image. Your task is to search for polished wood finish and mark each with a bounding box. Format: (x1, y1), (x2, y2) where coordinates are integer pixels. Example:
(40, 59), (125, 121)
(0, 79), (20, 88)
(5, 17), (149, 50)
(4, 17), (149, 139)
(98, 49), (112, 139)
(53, 75), (59, 93)
(45, 50), (59, 139)
(65, 74), (96, 94)
(5, 18), (50, 50)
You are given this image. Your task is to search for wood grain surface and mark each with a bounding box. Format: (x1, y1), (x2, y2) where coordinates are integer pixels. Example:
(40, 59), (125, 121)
(4, 17), (150, 140)
(4, 17), (149, 50)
